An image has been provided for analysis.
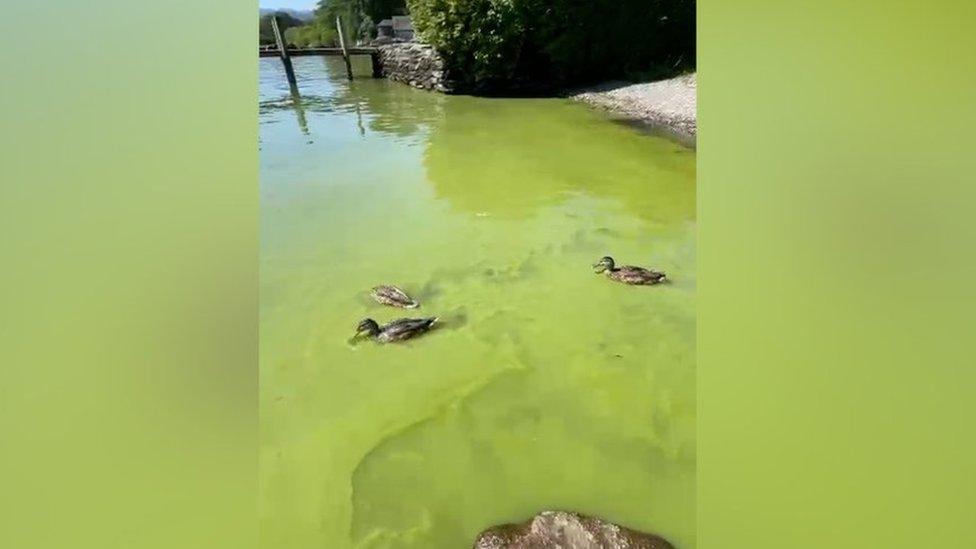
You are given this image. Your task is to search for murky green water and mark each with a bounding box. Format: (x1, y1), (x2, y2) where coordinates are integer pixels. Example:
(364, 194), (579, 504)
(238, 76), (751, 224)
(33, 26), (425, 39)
(260, 56), (696, 548)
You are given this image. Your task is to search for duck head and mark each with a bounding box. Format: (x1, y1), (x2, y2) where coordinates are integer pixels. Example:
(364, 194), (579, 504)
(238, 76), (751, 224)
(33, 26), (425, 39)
(592, 256), (616, 273)
(355, 318), (381, 338)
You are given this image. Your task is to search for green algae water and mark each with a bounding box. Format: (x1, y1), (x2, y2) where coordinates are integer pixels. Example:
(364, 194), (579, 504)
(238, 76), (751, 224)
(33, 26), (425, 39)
(260, 56), (696, 548)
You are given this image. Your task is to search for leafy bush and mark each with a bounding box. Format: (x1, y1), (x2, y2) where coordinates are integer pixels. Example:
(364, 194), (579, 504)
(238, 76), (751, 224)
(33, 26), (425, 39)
(284, 25), (337, 47)
(408, 0), (695, 90)
(408, 0), (526, 84)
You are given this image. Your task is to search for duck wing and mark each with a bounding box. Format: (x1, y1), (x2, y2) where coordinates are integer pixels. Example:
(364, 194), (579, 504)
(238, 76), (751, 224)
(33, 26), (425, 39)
(378, 317), (438, 342)
(617, 266), (667, 285)
(371, 285), (419, 308)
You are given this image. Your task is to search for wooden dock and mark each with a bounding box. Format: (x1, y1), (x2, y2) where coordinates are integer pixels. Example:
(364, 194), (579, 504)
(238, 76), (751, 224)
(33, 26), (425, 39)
(259, 46), (378, 58)
(261, 16), (381, 82)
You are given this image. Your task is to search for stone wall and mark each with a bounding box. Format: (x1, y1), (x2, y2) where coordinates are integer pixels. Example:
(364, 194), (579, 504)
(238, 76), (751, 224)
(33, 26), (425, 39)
(376, 43), (454, 93)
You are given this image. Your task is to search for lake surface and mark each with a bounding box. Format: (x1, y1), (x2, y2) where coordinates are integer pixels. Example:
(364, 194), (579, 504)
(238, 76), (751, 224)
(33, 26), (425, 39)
(260, 56), (696, 548)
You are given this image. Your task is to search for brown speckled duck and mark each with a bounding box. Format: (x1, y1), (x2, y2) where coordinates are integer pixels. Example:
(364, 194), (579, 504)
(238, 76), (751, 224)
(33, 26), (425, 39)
(593, 256), (667, 285)
(355, 317), (438, 343)
(371, 285), (419, 308)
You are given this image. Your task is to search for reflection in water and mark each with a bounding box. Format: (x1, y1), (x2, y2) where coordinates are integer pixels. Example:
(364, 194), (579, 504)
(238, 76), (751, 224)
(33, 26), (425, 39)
(259, 60), (310, 135)
(288, 86), (309, 135)
(260, 56), (696, 549)
(354, 103), (365, 136)
(260, 56), (445, 143)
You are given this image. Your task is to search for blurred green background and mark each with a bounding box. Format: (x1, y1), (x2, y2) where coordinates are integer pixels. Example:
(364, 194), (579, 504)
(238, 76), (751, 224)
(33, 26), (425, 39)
(698, 0), (975, 547)
(0, 2), (257, 549)
(1, 0), (974, 548)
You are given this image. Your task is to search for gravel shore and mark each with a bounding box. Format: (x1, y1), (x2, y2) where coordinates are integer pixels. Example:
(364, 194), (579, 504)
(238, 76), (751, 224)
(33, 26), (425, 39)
(571, 72), (697, 145)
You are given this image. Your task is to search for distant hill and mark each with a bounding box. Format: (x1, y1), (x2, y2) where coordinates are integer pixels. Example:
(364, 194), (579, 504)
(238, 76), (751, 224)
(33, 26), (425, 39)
(259, 8), (315, 22)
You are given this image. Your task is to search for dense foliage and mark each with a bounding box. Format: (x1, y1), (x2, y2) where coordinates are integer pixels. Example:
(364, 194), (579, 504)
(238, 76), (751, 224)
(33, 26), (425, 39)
(407, 0), (524, 84)
(283, 23), (336, 47)
(407, 0), (695, 91)
(259, 12), (305, 45)
(282, 0), (408, 47)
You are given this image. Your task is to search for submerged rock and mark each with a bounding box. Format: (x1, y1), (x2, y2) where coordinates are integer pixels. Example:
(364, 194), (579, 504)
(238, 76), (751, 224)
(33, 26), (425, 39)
(472, 511), (674, 549)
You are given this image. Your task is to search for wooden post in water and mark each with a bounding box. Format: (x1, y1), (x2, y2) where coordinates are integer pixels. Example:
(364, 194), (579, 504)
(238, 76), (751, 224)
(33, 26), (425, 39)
(371, 52), (383, 78)
(271, 15), (298, 88)
(335, 17), (354, 81)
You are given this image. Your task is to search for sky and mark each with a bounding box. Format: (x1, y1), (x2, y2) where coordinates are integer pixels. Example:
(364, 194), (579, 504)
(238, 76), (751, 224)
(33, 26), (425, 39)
(260, 0), (317, 10)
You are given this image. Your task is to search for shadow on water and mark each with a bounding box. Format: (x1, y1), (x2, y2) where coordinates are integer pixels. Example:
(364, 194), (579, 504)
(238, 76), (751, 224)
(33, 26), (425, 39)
(612, 117), (696, 150)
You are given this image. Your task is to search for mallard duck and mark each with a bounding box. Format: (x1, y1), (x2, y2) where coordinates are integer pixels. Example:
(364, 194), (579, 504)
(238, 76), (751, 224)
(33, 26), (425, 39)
(371, 285), (419, 308)
(355, 317), (438, 343)
(593, 256), (667, 285)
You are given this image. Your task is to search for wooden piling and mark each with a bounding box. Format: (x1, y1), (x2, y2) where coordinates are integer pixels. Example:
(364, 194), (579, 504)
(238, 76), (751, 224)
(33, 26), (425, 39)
(335, 17), (354, 81)
(270, 16), (298, 88)
(371, 52), (382, 78)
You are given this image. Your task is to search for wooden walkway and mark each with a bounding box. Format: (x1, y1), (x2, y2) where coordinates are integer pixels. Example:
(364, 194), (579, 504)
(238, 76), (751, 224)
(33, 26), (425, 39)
(263, 16), (381, 83)
(259, 46), (378, 58)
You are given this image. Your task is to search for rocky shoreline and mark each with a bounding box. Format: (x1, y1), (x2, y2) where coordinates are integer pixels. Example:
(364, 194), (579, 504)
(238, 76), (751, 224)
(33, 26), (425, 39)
(376, 43), (455, 93)
(570, 73), (697, 147)
(372, 44), (696, 146)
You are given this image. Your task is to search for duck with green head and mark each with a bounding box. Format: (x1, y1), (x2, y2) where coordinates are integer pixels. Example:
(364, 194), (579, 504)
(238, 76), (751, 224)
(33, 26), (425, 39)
(593, 256), (667, 285)
(355, 317), (438, 343)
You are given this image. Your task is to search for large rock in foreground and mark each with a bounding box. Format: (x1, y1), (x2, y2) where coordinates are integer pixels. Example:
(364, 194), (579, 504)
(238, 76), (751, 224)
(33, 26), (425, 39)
(473, 511), (675, 549)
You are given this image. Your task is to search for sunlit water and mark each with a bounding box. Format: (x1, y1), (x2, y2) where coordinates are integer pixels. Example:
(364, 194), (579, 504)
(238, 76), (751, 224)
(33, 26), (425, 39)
(260, 56), (696, 548)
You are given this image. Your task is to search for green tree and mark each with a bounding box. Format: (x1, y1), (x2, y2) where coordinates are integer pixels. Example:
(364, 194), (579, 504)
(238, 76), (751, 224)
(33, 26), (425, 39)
(270, 0), (407, 48)
(363, 0), (408, 21)
(314, 0), (364, 43)
(408, 0), (695, 91)
(259, 12), (304, 45)
(311, 0), (407, 44)
(408, 0), (525, 85)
